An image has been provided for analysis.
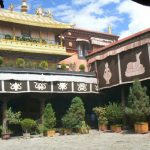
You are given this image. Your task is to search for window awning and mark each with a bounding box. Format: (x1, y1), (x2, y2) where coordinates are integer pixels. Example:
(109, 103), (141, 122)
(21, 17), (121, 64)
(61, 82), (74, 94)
(76, 38), (89, 43)
(91, 37), (112, 46)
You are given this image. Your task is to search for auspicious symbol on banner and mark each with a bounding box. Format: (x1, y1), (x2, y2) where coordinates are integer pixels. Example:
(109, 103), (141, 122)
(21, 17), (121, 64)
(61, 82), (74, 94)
(34, 82), (47, 91)
(10, 82), (22, 91)
(103, 62), (112, 84)
(125, 52), (145, 77)
(57, 82), (68, 91)
(95, 85), (99, 91)
(77, 83), (87, 91)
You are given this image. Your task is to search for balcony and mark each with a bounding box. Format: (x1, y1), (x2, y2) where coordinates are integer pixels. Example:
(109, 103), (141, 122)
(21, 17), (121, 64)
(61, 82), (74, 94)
(0, 34), (69, 56)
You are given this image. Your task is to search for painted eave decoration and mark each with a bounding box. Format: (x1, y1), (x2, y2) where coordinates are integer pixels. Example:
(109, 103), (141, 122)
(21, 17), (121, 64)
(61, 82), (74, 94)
(94, 29), (150, 90)
(87, 28), (150, 64)
(0, 9), (73, 29)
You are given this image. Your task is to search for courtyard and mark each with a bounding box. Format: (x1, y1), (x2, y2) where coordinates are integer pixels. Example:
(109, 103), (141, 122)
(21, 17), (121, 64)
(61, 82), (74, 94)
(1, 130), (150, 150)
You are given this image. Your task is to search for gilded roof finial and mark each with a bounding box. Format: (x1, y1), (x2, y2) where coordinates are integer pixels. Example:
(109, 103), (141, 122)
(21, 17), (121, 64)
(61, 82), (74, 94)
(21, 0), (28, 13)
(9, 3), (14, 12)
(108, 24), (112, 34)
(36, 7), (44, 16)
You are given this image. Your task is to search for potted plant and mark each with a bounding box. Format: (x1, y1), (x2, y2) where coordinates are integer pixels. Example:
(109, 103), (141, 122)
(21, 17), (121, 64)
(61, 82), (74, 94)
(43, 103), (56, 137)
(106, 102), (124, 133)
(93, 107), (108, 131)
(16, 58), (26, 68)
(61, 63), (66, 70)
(37, 124), (45, 137)
(125, 80), (150, 134)
(21, 118), (37, 138)
(79, 64), (85, 72)
(62, 96), (86, 134)
(39, 60), (48, 70)
(78, 121), (90, 134)
(1, 108), (21, 140)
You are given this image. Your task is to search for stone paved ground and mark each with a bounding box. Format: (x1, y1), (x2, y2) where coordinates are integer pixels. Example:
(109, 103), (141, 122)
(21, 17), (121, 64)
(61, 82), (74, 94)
(1, 130), (150, 150)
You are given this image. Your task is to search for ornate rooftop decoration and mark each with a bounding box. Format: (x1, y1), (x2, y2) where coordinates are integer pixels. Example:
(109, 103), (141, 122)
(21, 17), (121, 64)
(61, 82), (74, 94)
(36, 7), (44, 16)
(36, 7), (53, 18)
(9, 3), (14, 12)
(0, 8), (73, 29)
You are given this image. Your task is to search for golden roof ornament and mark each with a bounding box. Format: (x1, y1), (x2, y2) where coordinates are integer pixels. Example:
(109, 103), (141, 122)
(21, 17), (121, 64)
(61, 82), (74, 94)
(36, 7), (44, 16)
(9, 3), (14, 12)
(44, 10), (53, 18)
(36, 7), (53, 18)
(21, 0), (28, 13)
(108, 24), (112, 34)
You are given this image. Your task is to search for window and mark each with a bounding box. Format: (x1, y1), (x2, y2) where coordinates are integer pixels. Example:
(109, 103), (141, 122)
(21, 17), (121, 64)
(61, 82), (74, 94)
(78, 42), (90, 59)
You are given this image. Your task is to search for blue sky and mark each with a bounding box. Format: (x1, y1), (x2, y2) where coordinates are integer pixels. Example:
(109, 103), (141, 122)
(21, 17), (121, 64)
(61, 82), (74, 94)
(4, 0), (150, 38)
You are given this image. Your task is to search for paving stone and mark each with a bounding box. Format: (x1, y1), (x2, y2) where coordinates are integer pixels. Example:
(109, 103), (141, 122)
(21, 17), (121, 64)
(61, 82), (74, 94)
(0, 130), (150, 150)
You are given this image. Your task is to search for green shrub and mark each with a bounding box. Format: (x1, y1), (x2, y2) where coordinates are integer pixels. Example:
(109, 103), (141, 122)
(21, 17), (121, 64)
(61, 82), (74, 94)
(93, 107), (108, 125)
(5, 34), (12, 40)
(21, 118), (37, 133)
(61, 63), (66, 70)
(106, 102), (124, 125)
(2, 108), (21, 134)
(62, 97), (85, 129)
(0, 56), (3, 66)
(37, 124), (46, 134)
(39, 61), (48, 70)
(78, 121), (90, 134)
(79, 64), (85, 71)
(16, 58), (25, 68)
(125, 80), (150, 123)
(43, 103), (56, 131)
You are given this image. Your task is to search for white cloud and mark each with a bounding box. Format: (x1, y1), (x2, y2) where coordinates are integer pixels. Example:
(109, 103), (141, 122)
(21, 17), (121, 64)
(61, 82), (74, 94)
(118, 0), (150, 38)
(51, 0), (121, 32)
(72, 0), (120, 6)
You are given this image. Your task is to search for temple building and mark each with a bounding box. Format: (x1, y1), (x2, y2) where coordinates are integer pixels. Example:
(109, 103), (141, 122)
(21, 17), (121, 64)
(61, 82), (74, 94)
(87, 28), (150, 105)
(0, 0), (118, 133)
(59, 28), (119, 71)
(1, 0), (149, 135)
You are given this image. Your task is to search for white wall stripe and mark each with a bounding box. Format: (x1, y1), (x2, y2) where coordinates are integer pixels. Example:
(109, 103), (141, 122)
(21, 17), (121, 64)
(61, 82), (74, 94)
(1, 80), (4, 92)
(0, 73), (97, 84)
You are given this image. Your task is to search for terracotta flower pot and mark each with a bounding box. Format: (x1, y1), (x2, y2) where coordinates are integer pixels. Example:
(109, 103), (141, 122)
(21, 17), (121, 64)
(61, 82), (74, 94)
(78, 128), (89, 134)
(47, 130), (56, 137)
(64, 128), (72, 135)
(115, 125), (122, 133)
(99, 124), (108, 131)
(1, 133), (10, 140)
(110, 125), (116, 132)
(110, 125), (122, 133)
(134, 122), (149, 134)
